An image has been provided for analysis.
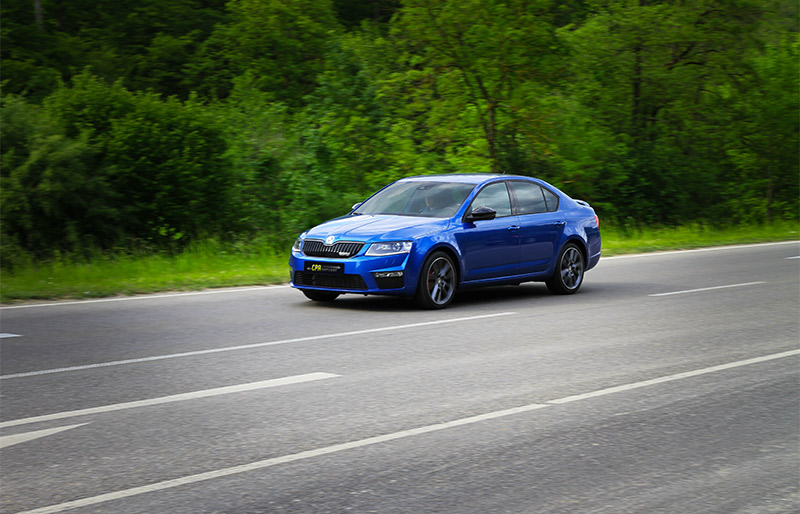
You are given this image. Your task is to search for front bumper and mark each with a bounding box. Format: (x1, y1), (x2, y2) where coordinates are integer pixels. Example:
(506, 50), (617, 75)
(289, 251), (414, 295)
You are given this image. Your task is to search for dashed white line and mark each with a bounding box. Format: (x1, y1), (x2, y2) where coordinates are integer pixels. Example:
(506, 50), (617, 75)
(0, 423), (90, 450)
(0, 373), (339, 429)
(17, 348), (800, 514)
(648, 281), (765, 297)
(0, 312), (515, 380)
(0, 333), (22, 338)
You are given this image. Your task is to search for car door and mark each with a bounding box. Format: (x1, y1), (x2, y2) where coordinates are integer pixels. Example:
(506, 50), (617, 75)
(509, 180), (565, 274)
(456, 181), (521, 281)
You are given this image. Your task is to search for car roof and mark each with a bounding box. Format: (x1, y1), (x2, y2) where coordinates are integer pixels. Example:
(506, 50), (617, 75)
(398, 173), (533, 185)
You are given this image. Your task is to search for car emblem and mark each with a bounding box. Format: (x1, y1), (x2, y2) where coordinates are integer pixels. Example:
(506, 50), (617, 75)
(324, 235), (336, 246)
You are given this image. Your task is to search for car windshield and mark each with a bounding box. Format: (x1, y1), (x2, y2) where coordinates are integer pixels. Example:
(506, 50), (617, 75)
(353, 181), (476, 218)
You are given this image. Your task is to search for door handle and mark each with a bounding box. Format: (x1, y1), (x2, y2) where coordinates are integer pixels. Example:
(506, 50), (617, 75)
(552, 221), (566, 226)
(508, 225), (520, 231)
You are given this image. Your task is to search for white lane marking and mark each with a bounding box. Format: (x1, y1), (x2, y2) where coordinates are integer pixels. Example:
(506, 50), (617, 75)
(20, 406), (557, 514)
(17, 349), (800, 514)
(0, 312), (515, 380)
(603, 240), (799, 260)
(787, 256), (800, 260)
(548, 349), (800, 404)
(0, 285), (291, 310)
(0, 423), (89, 450)
(0, 333), (22, 338)
(648, 281), (765, 297)
(4, 241), (797, 311)
(0, 373), (338, 429)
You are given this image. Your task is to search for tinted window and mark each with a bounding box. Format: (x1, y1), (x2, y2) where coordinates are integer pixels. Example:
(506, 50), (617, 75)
(542, 187), (559, 212)
(510, 181), (547, 215)
(470, 182), (512, 217)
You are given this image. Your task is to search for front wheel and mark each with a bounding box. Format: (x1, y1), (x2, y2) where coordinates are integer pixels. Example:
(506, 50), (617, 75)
(546, 243), (585, 295)
(302, 289), (340, 302)
(415, 252), (457, 309)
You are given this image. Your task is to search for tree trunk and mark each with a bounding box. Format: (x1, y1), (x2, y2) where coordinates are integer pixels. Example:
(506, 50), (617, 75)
(34, 0), (43, 28)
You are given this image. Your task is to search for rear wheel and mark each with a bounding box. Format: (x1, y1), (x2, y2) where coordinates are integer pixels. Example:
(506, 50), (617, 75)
(415, 251), (457, 309)
(546, 243), (585, 294)
(302, 290), (340, 302)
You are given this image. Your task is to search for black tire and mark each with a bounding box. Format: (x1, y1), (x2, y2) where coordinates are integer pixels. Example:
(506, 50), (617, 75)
(415, 251), (457, 309)
(302, 289), (340, 302)
(546, 242), (585, 295)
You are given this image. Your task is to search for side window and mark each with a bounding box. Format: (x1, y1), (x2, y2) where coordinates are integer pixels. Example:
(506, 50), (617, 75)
(470, 182), (512, 217)
(542, 187), (559, 212)
(510, 181), (547, 215)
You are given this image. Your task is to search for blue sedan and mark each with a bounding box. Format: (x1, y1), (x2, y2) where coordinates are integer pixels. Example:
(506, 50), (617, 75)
(290, 174), (601, 308)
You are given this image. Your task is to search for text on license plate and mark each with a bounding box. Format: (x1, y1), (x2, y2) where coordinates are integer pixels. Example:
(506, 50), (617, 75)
(305, 262), (343, 274)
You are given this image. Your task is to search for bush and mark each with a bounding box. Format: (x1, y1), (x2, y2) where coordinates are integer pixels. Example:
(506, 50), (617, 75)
(1, 72), (238, 267)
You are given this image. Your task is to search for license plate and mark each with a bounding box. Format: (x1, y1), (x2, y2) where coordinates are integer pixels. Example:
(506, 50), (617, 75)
(304, 262), (343, 274)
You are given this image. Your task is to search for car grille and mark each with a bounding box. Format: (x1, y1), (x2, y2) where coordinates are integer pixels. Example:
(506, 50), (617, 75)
(294, 271), (368, 290)
(302, 240), (365, 259)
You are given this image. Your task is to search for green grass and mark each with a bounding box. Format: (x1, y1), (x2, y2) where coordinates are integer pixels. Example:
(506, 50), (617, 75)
(2, 221), (798, 303)
(1, 239), (291, 303)
(601, 220), (799, 254)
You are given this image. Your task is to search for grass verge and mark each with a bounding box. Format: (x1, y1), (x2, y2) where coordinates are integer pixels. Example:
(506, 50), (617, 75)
(2, 221), (798, 303)
(1, 240), (290, 303)
(601, 220), (799, 254)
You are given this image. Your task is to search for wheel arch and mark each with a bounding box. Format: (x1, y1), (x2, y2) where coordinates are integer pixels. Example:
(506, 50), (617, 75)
(551, 235), (588, 278)
(562, 235), (588, 262)
(427, 243), (462, 286)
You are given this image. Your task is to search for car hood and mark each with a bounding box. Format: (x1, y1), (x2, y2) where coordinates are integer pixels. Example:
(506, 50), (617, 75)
(305, 215), (449, 242)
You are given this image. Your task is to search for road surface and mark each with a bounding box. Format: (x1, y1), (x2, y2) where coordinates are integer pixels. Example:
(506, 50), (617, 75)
(1, 241), (798, 513)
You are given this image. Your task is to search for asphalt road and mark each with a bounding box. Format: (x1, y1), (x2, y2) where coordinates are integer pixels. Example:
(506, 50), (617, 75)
(1, 241), (798, 514)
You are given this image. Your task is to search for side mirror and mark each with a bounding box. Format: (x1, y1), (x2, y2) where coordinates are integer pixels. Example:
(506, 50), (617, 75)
(465, 206), (496, 222)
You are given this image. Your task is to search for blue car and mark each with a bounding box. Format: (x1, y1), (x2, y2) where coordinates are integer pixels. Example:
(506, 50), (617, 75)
(290, 174), (601, 309)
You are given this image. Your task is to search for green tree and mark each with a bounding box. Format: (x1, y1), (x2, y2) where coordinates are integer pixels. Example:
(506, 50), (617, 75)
(389, 0), (563, 174)
(1, 0), (226, 100)
(557, 0), (782, 222)
(299, 34), (393, 195)
(187, 0), (341, 104)
(715, 37), (799, 221)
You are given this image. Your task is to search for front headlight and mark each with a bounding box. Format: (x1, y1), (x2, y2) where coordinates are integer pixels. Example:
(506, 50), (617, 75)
(292, 236), (303, 252)
(365, 241), (413, 256)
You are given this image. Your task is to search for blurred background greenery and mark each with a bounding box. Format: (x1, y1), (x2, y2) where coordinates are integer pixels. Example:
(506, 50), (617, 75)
(2, 0), (798, 299)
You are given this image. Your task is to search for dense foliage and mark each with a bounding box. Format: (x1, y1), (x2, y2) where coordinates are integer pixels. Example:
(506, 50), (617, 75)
(2, 0), (798, 267)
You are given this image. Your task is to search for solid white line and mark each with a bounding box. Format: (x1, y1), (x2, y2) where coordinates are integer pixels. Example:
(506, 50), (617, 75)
(0, 423), (90, 450)
(603, 240), (799, 260)
(0, 312), (515, 380)
(4, 241), (797, 311)
(0, 286), (291, 310)
(648, 281), (765, 297)
(0, 373), (339, 429)
(18, 348), (800, 514)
